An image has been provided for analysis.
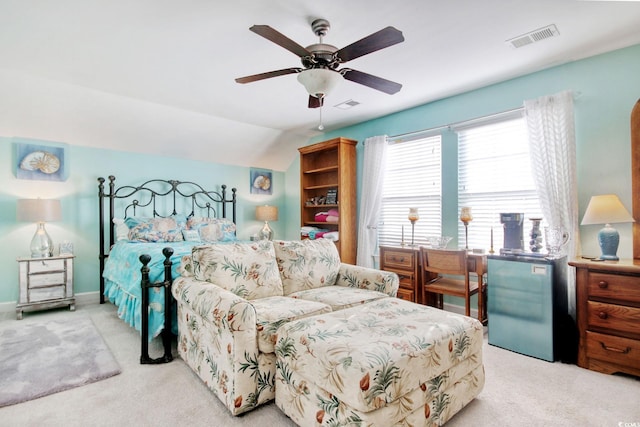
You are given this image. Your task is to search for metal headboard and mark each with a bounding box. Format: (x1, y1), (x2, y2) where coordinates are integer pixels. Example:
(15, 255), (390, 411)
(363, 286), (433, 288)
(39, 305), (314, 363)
(97, 175), (237, 303)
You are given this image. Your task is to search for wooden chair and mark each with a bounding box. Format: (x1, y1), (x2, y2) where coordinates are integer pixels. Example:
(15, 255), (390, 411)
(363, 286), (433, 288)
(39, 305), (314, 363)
(420, 248), (483, 321)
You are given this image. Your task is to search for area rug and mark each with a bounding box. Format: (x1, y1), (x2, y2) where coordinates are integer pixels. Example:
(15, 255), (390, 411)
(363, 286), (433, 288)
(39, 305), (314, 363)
(0, 316), (121, 407)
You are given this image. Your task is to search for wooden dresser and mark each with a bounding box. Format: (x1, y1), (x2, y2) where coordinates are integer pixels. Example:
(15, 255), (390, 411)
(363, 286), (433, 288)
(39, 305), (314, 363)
(379, 246), (421, 303)
(569, 258), (640, 377)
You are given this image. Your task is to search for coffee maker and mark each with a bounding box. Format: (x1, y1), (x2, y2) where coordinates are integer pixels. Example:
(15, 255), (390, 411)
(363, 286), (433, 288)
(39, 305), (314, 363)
(500, 213), (524, 254)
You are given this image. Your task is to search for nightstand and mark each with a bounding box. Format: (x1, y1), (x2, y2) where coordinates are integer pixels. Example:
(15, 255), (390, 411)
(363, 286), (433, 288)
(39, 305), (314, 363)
(16, 254), (76, 320)
(569, 258), (640, 376)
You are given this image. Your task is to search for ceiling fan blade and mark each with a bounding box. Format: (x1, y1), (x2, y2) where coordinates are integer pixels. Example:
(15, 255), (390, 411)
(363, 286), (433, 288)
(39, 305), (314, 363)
(308, 95), (323, 109)
(341, 69), (402, 94)
(250, 25), (311, 58)
(235, 68), (302, 84)
(335, 26), (404, 63)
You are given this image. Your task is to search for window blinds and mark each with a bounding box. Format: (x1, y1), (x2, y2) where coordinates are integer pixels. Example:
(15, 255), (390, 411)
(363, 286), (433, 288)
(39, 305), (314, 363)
(457, 117), (543, 251)
(379, 135), (442, 247)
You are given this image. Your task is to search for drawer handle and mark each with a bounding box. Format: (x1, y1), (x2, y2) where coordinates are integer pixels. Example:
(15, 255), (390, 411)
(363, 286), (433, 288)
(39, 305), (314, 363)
(600, 342), (631, 354)
(391, 256), (405, 262)
(597, 281), (608, 289)
(598, 312), (608, 320)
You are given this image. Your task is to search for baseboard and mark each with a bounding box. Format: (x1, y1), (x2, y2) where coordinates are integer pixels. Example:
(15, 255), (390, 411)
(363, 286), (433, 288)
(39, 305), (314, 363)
(0, 291), (101, 314)
(442, 302), (479, 319)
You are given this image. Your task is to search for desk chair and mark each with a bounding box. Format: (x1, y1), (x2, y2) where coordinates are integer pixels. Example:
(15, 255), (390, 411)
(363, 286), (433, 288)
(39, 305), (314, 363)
(420, 248), (483, 321)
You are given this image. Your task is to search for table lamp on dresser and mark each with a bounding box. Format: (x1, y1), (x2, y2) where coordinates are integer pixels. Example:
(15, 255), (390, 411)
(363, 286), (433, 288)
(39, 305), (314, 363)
(256, 205), (278, 240)
(16, 198), (62, 258)
(580, 194), (634, 260)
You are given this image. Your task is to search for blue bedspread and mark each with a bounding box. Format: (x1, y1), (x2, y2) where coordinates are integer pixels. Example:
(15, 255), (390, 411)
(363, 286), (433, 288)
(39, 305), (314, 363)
(103, 241), (200, 340)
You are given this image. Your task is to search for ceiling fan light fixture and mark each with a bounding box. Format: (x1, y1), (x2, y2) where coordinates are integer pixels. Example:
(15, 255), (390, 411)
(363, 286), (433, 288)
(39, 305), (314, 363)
(297, 68), (342, 98)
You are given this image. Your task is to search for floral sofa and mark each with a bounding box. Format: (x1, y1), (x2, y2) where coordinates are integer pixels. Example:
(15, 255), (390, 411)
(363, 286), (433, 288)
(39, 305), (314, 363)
(171, 238), (399, 415)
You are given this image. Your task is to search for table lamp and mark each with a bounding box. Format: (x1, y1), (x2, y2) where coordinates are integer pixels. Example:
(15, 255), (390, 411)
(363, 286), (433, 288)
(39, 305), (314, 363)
(17, 198), (62, 258)
(256, 205), (278, 240)
(581, 194), (634, 260)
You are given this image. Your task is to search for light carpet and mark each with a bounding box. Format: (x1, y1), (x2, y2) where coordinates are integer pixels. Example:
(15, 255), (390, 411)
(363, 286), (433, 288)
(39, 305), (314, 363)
(0, 316), (121, 408)
(1, 304), (639, 426)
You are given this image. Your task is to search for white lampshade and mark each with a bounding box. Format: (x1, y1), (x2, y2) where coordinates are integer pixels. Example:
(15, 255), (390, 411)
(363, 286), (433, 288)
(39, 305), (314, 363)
(17, 198), (62, 223)
(581, 194), (634, 225)
(256, 205), (278, 222)
(16, 198), (62, 258)
(297, 68), (342, 98)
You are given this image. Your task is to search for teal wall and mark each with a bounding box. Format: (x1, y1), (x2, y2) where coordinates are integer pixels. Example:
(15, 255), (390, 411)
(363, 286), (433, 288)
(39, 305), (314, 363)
(3, 43), (638, 307)
(290, 43), (640, 263)
(0, 141), (285, 304)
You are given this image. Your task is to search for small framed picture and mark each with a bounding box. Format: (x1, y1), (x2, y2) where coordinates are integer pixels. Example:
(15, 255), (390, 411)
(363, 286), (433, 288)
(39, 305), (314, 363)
(14, 138), (69, 182)
(326, 189), (338, 205)
(250, 168), (273, 195)
(59, 241), (74, 255)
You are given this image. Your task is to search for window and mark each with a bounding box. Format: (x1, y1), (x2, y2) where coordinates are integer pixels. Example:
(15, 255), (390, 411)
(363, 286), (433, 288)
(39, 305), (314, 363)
(456, 116), (543, 251)
(379, 135), (442, 247)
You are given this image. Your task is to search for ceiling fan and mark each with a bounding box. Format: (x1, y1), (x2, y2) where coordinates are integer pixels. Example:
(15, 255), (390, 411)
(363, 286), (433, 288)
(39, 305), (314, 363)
(235, 19), (405, 108)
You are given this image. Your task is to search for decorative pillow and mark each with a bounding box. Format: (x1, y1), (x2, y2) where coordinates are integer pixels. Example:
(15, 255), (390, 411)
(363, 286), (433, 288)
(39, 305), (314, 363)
(182, 229), (201, 242)
(125, 216), (184, 243)
(218, 219), (237, 242)
(172, 214), (188, 230)
(191, 240), (283, 300)
(113, 218), (129, 241)
(273, 239), (341, 295)
(187, 217), (237, 242)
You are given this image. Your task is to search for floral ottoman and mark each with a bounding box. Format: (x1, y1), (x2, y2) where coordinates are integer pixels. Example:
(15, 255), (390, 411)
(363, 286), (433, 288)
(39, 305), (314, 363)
(274, 298), (485, 426)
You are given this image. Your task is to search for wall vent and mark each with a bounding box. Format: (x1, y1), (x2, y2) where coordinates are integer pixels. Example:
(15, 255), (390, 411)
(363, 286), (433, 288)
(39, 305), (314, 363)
(506, 24), (559, 48)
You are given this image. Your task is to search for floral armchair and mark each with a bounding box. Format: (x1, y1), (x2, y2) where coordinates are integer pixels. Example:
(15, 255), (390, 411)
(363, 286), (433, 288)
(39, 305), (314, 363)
(171, 238), (399, 415)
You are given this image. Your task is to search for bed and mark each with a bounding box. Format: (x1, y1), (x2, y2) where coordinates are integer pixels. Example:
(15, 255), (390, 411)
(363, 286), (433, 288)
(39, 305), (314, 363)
(98, 175), (237, 363)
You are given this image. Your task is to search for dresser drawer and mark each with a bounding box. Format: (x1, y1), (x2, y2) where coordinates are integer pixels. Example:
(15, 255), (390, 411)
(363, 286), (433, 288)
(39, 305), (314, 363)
(587, 301), (640, 337)
(588, 272), (640, 304)
(394, 271), (416, 290)
(27, 259), (66, 274)
(383, 250), (415, 270)
(397, 288), (415, 302)
(28, 285), (66, 302)
(29, 272), (66, 288)
(585, 331), (640, 371)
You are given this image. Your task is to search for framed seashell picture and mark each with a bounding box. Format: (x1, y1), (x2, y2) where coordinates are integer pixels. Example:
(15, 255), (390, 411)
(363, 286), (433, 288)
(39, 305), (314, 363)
(250, 167), (273, 195)
(14, 139), (68, 181)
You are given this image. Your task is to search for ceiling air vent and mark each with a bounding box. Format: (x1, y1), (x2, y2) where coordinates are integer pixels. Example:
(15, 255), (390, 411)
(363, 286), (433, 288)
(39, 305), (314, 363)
(334, 99), (361, 110)
(506, 24), (559, 48)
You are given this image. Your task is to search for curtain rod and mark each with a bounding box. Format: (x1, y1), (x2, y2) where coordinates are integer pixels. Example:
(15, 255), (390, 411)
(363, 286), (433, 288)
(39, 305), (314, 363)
(389, 106), (525, 142)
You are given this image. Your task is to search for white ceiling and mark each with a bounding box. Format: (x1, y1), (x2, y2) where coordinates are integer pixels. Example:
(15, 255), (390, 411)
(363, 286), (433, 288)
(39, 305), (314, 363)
(2, 0), (640, 171)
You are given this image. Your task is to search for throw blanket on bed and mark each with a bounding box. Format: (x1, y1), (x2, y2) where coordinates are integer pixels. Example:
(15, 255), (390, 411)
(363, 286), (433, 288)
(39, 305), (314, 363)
(102, 241), (201, 340)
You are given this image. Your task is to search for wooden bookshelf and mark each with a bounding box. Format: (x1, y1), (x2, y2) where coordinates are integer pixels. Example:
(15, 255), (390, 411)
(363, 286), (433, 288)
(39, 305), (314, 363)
(299, 137), (358, 264)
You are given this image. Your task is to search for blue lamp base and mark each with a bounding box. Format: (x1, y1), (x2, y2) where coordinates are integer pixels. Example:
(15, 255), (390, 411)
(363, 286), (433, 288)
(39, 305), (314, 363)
(598, 224), (620, 261)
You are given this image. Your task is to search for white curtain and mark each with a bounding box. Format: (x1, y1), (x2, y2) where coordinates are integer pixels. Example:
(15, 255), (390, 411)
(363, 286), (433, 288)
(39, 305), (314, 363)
(524, 90), (579, 317)
(356, 135), (388, 268)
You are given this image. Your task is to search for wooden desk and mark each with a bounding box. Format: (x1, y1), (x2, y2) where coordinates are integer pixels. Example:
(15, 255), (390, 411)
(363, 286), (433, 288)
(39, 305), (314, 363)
(379, 246), (422, 303)
(379, 246), (487, 322)
(468, 253), (487, 324)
